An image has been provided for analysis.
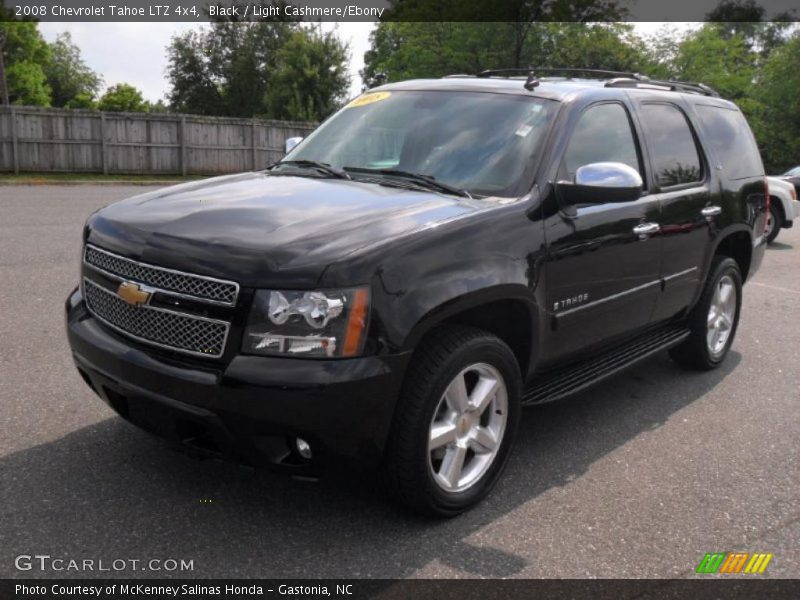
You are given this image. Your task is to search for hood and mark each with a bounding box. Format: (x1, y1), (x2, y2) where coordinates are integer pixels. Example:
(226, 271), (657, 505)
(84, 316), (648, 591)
(86, 172), (485, 286)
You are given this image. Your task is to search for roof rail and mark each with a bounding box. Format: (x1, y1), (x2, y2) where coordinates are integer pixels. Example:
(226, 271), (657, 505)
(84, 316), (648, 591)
(475, 67), (648, 80)
(472, 67), (649, 91)
(604, 77), (720, 97)
(451, 68), (721, 97)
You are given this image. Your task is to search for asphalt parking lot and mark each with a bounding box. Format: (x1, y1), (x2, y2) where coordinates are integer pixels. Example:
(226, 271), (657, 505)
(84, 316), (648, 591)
(1, 184), (798, 580)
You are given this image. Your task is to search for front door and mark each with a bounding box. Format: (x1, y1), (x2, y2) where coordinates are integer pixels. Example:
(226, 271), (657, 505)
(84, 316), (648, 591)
(542, 101), (662, 361)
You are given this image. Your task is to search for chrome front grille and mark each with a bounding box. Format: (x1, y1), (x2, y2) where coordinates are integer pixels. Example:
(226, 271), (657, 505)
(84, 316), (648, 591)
(84, 244), (239, 306)
(83, 279), (229, 358)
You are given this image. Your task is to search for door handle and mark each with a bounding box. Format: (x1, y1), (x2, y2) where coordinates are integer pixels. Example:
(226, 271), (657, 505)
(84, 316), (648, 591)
(701, 205), (722, 218)
(632, 222), (660, 240)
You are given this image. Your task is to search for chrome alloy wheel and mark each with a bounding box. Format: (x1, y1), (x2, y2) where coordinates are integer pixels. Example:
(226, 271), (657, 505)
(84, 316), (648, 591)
(707, 274), (737, 358)
(428, 363), (508, 493)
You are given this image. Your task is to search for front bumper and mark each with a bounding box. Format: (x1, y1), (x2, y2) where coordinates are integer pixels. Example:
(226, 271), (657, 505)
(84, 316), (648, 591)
(66, 288), (410, 472)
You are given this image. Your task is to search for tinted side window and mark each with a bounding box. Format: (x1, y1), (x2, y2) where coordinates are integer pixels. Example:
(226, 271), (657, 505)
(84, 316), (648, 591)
(561, 103), (640, 180)
(696, 105), (763, 179)
(639, 103), (702, 187)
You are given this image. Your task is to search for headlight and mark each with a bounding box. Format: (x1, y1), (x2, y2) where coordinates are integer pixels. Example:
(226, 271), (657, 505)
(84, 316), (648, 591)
(243, 288), (370, 358)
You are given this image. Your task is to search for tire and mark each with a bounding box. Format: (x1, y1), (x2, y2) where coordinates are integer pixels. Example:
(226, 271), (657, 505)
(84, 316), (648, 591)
(383, 325), (521, 517)
(765, 202), (783, 244)
(669, 256), (742, 371)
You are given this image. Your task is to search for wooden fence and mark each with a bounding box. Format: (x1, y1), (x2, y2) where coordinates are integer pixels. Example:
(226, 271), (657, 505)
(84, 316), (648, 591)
(0, 106), (317, 176)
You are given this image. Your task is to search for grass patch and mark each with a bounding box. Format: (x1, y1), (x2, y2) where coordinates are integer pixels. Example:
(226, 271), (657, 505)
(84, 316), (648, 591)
(0, 172), (207, 185)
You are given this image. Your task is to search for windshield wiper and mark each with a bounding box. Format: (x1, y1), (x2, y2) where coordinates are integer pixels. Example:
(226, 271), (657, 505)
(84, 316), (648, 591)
(343, 167), (472, 199)
(270, 160), (351, 180)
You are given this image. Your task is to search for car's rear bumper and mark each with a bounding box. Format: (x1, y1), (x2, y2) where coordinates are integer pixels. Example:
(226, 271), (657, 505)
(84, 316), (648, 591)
(65, 288), (410, 472)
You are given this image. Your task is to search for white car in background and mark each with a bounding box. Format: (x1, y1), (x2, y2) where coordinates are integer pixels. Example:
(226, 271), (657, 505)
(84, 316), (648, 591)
(766, 176), (800, 243)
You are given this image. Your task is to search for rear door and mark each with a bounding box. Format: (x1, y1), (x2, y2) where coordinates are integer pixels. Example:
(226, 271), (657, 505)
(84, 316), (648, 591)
(542, 100), (662, 361)
(633, 100), (712, 322)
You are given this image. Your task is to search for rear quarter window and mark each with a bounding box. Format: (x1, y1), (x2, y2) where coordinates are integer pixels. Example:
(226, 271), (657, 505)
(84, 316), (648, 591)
(695, 105), (763, 180)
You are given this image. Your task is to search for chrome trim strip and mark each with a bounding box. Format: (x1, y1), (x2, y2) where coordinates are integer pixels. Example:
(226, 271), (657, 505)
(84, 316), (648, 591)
(557, 279), (661, 317)
(83, 244), (240, 307)
(556, 266), (700, 318)
(83, 278), (230, 359)
(663, 267), (699, 282)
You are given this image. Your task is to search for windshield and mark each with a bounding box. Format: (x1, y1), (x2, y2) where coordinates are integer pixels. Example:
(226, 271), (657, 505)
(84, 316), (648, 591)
(784, 166), (800, 177)
(283, 90), (558, 197)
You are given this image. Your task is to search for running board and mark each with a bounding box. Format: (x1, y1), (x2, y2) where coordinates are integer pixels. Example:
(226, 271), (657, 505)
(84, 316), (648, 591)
(522, 325), (691, 406)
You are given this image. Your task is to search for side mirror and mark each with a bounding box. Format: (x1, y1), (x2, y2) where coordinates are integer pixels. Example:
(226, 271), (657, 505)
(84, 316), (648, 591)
(284, 136), (303, 154)
(557, 162), (643, 205)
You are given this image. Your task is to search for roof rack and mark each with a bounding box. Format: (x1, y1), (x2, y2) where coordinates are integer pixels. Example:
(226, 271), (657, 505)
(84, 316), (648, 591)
(476, 67), (647, 80)
(458, 67), (720, 97)
(604, 77), (720, 97)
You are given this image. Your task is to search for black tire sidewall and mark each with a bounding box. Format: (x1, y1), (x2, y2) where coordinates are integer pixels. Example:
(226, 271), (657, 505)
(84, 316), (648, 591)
(697, 257), (743, 367)
(413, 336), (521, 514)
(766, 204), (782, 243)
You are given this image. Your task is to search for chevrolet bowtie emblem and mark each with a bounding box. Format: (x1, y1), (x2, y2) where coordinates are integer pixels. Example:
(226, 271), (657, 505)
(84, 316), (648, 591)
(117, 281), (151, 306)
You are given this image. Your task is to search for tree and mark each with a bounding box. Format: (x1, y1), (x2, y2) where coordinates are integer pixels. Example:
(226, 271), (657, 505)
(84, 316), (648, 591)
(669, 26), (756, 103)
(44, 32), (102, 107)
(361, 23), (650, 89)
(167, 22), (296, 117)
(542, 23), (650, 72)
(97, 83), (147, 112)
(362, 24), (512, 88)
(267, 27), (350, 121)
(706, 0), (795, 57)
(0, 22), (51, 105)
(64, 91), (96, 109)
(166, 29), (225, 115)
(167, 21), (351, 120)
(145, 99), (170, 113)
(382, 0), (627, 22)
(751, 34), (800, 173)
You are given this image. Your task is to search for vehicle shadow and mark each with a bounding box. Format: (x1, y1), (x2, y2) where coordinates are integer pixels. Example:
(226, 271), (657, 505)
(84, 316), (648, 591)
(768, 241), (793, 251)
(1, 352), (740, 580)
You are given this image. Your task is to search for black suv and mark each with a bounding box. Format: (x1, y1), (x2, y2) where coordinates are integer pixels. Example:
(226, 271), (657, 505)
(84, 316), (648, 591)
(66, 70), (768, 515)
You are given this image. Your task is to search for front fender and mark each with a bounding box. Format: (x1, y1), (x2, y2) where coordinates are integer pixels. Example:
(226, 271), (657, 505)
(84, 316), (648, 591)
(394, 267), (536, 351)
(320, 202), (546, 362)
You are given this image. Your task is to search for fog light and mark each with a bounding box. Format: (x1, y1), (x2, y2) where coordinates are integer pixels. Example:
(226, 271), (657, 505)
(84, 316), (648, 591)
(295, 437), (312, 459)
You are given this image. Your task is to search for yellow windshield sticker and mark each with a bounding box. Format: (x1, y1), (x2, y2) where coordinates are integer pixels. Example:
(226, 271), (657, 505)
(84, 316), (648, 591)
(347, 92), (391, 108)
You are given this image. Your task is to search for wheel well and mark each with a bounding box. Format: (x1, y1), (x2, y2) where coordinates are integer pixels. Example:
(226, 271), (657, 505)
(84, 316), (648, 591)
(431, 299), (533, 378)
(715, 231), (753, 281)
(769, 195), (786, 222)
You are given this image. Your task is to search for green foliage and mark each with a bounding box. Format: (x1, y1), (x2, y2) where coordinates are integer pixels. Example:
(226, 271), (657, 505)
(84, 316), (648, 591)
(145, 99), (170, 113)
(44, 32), (102, 107)
(5, 60), (51, 105)
(0, 22), (52, 105)
(706, 0), (795, 56)
(267, 27), (350, 121)
(541, 23), (650, 72)
(382, 0), (627, 22)
(167, 22), (296, 117)
(361, 23), (649, 89)
(751, 34), (800, 173)
(97, 83), (147, 112)
(64, 90), (96, 109)
(671, 27), (755, 101)
(167, 22), (349, 120)
(165, 29), (225, 115)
